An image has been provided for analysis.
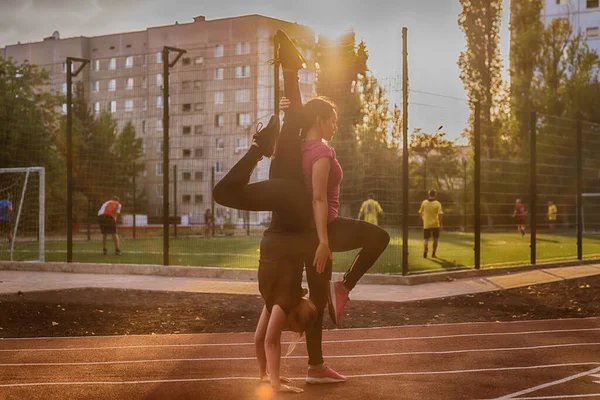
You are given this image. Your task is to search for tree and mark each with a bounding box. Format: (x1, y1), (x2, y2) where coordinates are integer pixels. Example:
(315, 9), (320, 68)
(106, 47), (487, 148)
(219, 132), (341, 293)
(0, 57), (67, 232)
(114, 121), (145, 214)
(509, 0), (544, 151)
(458, 0), (504, 159)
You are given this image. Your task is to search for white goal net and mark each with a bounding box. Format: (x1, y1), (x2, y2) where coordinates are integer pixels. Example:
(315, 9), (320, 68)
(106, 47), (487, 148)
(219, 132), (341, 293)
(0, 167), (45, 262)
(581, 193), (600, 234)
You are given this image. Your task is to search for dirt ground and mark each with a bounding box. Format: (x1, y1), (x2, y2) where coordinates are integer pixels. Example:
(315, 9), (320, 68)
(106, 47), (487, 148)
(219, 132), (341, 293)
(0, 275), (598, 338)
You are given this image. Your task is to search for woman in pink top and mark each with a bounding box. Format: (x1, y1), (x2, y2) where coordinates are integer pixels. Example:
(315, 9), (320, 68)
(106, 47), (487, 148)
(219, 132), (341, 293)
(298, 98), (390, 327)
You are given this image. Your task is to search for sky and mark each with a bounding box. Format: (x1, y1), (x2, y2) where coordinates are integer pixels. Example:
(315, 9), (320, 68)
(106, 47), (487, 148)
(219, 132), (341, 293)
(0, 0), (511, 142)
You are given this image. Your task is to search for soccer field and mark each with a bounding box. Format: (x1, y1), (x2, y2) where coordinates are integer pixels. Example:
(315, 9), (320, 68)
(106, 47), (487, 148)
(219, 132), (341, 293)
(2, 230), (600, 274)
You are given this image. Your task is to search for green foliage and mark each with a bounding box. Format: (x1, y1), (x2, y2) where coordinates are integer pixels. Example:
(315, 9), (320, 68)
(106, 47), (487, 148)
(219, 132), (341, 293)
(458, 0), (504, 159)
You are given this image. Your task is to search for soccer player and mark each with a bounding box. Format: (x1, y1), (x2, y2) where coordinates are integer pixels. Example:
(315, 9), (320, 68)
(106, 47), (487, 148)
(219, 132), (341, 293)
(358, 193), (384, 226)
(0, 192), (13, 244)
(419, 189), (443, 258)
(547, 201), (557, 230)
(97, 196), (121, 255)
(512, 199), (527, 237)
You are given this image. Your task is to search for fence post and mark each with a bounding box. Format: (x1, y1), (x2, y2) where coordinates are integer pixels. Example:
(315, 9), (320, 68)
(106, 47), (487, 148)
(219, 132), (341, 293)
(530, 111), (537, 265)
(211, 166), (215, 237)
(66, 57), (88, 262)
(576, 119), (583, 261)
(132, 163), (136, 240)
(162, 46), (186, 266)
(173, 164), (178, 238)
(474, 102), (481, 270)
(401, 27), (409, 276)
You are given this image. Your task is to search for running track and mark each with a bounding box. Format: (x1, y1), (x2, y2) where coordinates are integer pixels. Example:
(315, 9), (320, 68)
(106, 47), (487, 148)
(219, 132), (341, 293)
(1, 318), (599, 399)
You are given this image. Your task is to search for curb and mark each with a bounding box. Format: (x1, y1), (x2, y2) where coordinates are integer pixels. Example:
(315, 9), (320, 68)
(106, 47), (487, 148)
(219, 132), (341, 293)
(1, 258), (599, 286)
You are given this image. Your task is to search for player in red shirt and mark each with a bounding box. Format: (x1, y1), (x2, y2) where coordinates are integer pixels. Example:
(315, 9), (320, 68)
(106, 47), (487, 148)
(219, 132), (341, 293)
(512, 199), (527, 237)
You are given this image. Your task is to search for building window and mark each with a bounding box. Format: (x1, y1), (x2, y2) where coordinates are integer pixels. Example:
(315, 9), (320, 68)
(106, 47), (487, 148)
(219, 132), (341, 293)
(587, 27), (599, 37)
(126, 77), (134, 90)
(156, 96), (163, 108)
(182, 126), (191, 135)
(194, 80), (202, 89)
(182, 80), (191, 90)
(156, 142), (163, 154)
(215, 114), (224, 127)
(237, 113), (251, 127)
(156, 51), (162, 64)
(214, 91), (224, 104)
(182, 194), (192, 203)
(214, 68), (224, 80)
(236, 42), (251, 55)
(108, 58), (116, 70)
(61, 83), (67, 94)
(92, 81), (99, 92)
(156, 74), (163, 88)
(108, 79), (116, 91)
(94, 102), (100, 114)
(110, 101), (117, 113)
(195, 56), (204, 64)
(235, 137), (248, 153)
(182, 103), (191, 112)
(194, 171), (203, 181)
(194, 148), (204, 158)
(182, 149), (191, 157)
(214, 44), (224, 58)
(235, 89), (250, 103)
(61, 103), (67, 114)
(142, 77), (148, 88)
(156, 119), (163, 131)
(125, 56), (134, 68)
(215, 138), (225, 150)
(587, 0), (599, 8)
(156, 184), (163, 197)
(215, 161), (224, 173)
(195, 194), (203, 203)
(235, 65), (250, 78)
(182, 57), (191, 66)
(194, 125), (203, 135)
(125, 99), (134, 112)
(194, 102), (203, 111)
(143, 98), (148, 111)
(93, 60), (100, 71)
(182, 172), (191, 181)
(142, 120), (146, 133)
(304, 48), (312, 60)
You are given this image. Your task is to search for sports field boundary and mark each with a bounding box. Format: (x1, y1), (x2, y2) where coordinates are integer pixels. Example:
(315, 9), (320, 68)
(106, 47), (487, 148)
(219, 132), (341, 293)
(1, 258), (600, 286)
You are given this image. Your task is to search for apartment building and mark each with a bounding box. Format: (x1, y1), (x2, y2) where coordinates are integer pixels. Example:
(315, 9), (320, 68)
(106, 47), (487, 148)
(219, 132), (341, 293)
(543, 0), (600, 52)
(1, 14), (316, 225)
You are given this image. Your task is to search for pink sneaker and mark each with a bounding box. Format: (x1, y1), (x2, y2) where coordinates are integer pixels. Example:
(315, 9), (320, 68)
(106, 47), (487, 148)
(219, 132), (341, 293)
(328, 281), (349, 327)
(306, 365), (347, 384)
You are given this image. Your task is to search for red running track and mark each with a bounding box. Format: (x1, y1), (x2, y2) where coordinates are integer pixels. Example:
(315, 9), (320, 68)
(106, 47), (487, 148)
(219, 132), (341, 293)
(1, 318), (599, 399)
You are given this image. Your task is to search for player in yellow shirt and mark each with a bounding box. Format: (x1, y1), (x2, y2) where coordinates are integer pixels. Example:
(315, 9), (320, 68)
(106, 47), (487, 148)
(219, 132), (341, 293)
(419, 189), (443, 259)
(547, 201), (557, 230)
(358, 193), (384, 226)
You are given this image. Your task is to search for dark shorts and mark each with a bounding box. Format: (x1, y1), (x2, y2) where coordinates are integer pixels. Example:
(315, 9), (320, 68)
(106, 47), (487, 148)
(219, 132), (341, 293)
(98, 215), (117, 234)
(0, 220), (10, 236)
(258, 229), (308, 314)
(423, 228), (440, 240)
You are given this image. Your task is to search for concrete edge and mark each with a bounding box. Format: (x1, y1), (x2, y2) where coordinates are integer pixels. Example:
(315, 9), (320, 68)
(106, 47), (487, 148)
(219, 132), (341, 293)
(1, 258), (600, 286)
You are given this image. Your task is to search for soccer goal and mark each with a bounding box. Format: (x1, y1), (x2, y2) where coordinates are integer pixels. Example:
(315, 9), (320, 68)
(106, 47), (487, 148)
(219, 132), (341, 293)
(0, 167), (45, 262)
(581, 193), (600, 234)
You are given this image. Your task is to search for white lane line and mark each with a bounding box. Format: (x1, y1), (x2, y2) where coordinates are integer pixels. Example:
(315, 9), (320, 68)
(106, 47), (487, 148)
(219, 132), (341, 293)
(2, 316), (598, 341)
(1, 342), (599, 367)
(2, 362), (599, 388)
(494, 366), (600, 399)
(2, 328), (600, 352)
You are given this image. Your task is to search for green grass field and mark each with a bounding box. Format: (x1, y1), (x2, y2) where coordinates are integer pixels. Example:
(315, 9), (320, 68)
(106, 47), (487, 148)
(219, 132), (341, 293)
(2, 230), (600, 274)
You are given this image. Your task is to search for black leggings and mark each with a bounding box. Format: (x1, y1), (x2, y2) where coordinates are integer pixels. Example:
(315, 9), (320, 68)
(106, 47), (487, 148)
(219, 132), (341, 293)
(212, 70), (390, 367)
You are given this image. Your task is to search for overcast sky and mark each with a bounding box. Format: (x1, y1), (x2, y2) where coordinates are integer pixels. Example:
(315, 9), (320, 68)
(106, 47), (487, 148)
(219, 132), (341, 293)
(0, 0), (511, 142)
